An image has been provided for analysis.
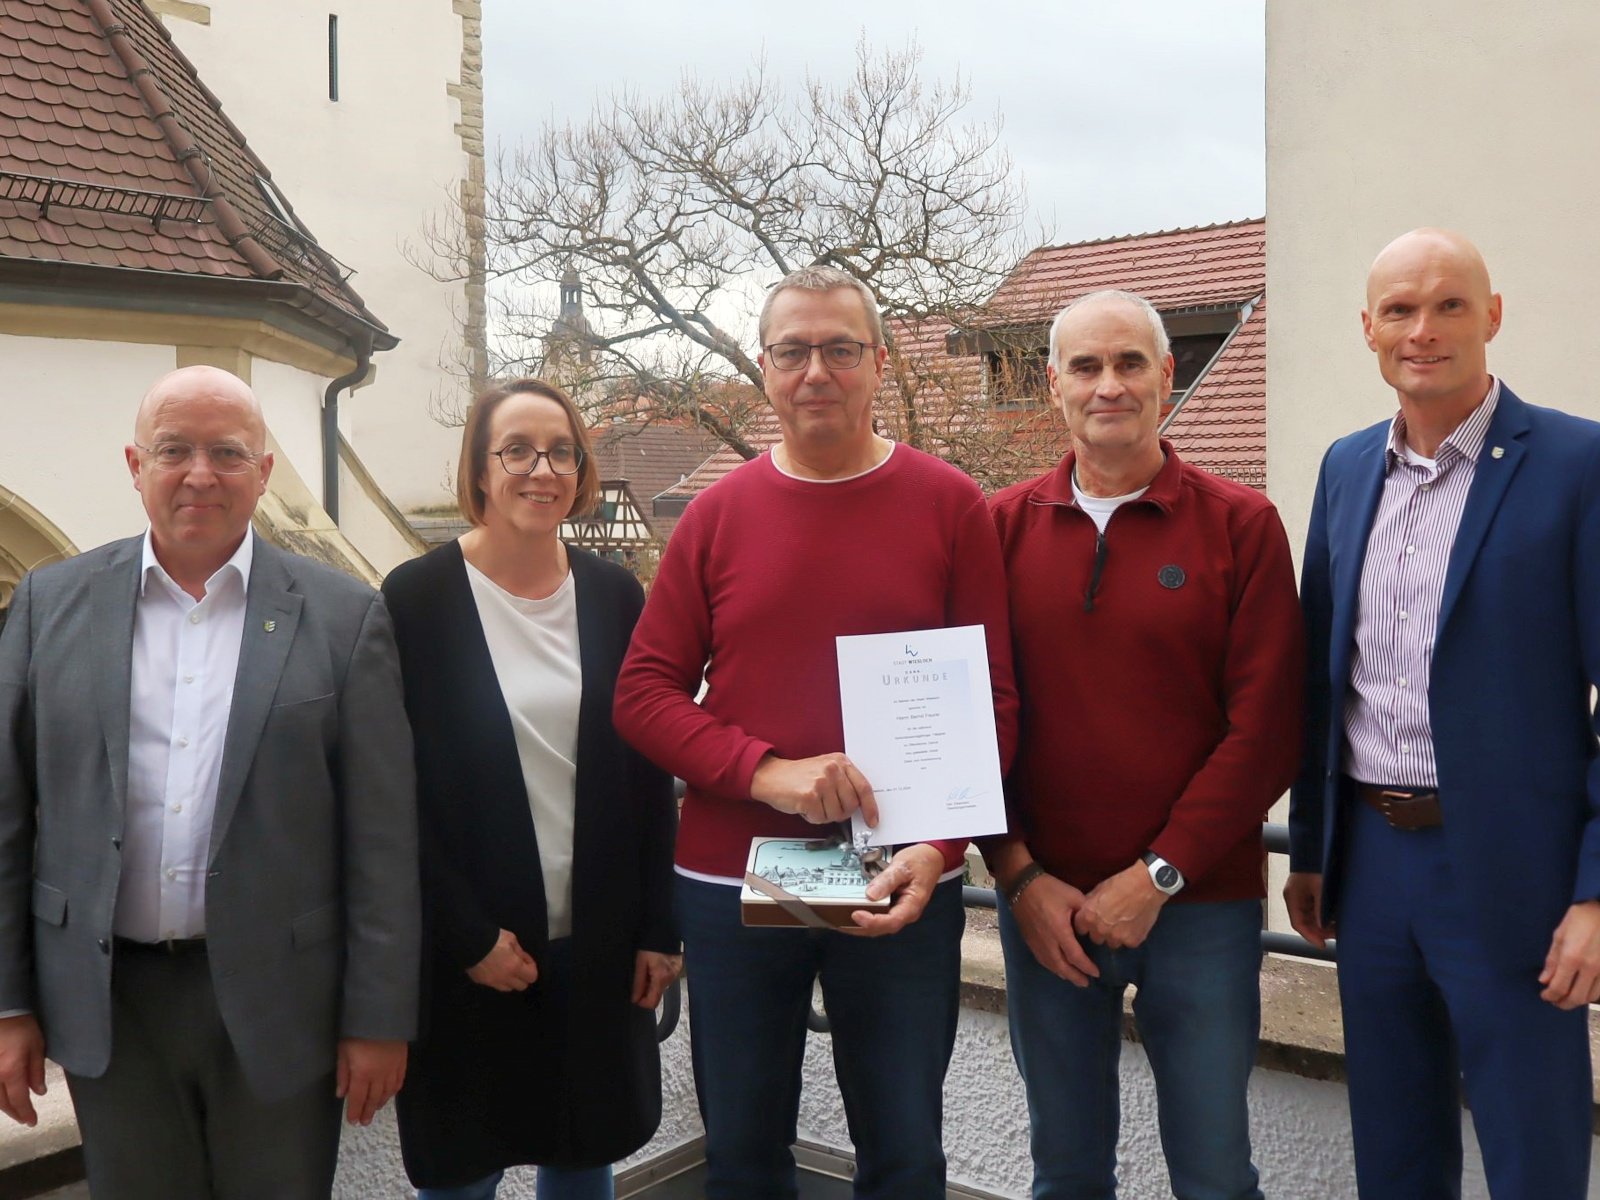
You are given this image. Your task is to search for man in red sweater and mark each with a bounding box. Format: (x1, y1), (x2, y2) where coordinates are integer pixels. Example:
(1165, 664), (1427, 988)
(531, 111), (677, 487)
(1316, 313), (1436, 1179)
(614, 265), (1017, 1200)
(986, 290), (1302, 1199)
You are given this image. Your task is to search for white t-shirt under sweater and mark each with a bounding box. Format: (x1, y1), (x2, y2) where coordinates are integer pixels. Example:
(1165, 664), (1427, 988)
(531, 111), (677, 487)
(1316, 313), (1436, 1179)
(464, 559), (582, 939)
(1072, 471), (1150, 533)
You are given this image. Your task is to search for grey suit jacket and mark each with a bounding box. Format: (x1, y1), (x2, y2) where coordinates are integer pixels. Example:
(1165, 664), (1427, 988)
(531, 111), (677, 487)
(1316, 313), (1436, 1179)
(0, 534), (420, 1101)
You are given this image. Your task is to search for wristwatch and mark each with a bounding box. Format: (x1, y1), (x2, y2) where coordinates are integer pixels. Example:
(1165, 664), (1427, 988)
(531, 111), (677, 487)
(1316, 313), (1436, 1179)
(1141, 851), (1185, 896)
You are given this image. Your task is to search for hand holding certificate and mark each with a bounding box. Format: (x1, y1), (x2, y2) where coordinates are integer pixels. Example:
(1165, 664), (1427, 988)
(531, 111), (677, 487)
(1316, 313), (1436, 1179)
(835, 625), (1007, 847)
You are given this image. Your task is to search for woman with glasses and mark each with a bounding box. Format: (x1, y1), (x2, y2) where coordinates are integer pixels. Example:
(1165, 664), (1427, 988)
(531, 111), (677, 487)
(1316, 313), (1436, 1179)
(382, 378), (680, 1200)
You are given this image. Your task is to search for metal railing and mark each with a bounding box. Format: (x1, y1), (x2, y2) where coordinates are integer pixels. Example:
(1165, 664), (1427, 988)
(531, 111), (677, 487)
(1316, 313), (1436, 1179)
(799, 821), (1333, 1036)
(652, 813), (1335, 1042)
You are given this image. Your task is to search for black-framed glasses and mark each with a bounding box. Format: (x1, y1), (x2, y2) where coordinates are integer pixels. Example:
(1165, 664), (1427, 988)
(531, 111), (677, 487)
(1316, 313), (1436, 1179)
(490, 442), (585, 476)
(135, 441), (261, 474)
(763, 341), (878, 371)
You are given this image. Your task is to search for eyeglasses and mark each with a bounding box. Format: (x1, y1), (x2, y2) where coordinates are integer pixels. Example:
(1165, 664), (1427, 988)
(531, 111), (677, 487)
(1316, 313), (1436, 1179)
(763, 341), (878, 371)
(490, 442), (585, 476)
(135, 441), (261, 474)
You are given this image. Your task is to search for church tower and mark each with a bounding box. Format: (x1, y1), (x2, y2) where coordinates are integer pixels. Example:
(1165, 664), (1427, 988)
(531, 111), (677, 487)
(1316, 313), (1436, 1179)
(543, 268), (597, 395)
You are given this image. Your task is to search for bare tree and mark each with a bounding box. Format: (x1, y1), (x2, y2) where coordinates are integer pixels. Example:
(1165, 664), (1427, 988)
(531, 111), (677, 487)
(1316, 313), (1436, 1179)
(429, 39), (1033, 460)
(878, 317), (1067, 493)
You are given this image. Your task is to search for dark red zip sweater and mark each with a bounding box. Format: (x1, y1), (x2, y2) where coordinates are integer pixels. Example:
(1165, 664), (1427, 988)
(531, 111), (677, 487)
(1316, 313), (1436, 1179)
(615, 446), (1019, 880)
(989, 444), (1305, 902)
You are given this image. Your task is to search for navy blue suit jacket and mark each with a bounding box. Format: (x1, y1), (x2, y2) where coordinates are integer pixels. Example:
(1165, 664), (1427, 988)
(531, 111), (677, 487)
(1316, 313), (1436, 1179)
(1289, 384), (1600, 970)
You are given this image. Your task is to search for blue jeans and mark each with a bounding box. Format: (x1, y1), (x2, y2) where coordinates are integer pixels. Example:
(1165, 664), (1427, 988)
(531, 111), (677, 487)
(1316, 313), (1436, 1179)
(1336, 799), (1591, 1200)
(998, 896), (1264, 1200)
(416, 1164), (614, 1200)
(676, 873), (965, 1200)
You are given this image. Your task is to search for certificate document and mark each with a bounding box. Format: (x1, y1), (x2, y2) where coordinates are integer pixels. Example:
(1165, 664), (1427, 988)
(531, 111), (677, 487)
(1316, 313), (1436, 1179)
(836, 624), (1007, 847)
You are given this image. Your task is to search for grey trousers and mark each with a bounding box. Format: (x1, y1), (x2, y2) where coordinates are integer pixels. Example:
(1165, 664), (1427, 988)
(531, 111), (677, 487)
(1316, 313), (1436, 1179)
(64, 945), (342, 1200)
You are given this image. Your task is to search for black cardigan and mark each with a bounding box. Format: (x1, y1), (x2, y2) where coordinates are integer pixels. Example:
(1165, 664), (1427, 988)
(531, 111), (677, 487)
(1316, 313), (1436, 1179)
(383, 541), (676, 1185)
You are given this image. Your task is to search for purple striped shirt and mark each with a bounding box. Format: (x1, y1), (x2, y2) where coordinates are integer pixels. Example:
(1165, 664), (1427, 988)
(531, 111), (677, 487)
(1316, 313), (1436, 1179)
(1342, 379), (1502, 788)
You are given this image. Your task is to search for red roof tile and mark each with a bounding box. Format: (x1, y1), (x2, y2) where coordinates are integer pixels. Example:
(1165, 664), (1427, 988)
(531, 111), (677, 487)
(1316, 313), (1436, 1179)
(587, 420), (722, 540)
(1163, 294), (1267, 489)
(982, 219), (1265, 322)
(0, 0), (388, 343)
(937, 219), (1269, 490)
(658, 412), (777, 502)
(663, 219), (1270, 501)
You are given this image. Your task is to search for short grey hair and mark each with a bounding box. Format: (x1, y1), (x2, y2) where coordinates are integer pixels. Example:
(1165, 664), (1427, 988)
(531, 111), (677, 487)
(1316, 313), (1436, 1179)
(1046, 289), (1170, 371)
(758, 264), (885, 347)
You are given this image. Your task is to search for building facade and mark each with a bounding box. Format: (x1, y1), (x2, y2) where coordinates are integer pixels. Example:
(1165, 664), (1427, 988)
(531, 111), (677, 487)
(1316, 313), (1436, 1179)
(0, 0), (435, 603)
(153, 0), (488, 514)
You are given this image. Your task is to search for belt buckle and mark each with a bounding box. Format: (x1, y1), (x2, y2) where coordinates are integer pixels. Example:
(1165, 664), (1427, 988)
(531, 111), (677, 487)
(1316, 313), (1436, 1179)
(1377, 789), (1412, 820)
(1376, 788), (1435, 831)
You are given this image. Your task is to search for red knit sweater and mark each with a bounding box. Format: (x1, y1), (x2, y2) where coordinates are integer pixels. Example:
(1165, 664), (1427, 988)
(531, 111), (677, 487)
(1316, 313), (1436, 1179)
(615, 446), (1019, 879)
(989, 445), (1304, 902)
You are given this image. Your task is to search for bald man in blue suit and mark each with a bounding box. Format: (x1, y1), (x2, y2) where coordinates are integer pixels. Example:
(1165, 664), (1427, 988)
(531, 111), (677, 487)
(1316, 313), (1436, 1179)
(1286, 229), (1600, 1199)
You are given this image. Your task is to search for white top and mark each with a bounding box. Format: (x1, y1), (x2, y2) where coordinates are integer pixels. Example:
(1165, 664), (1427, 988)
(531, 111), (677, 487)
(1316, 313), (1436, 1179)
(770, 440), (897, 482)
(1072, 472), (1150, 533)
(465, 559), (583, 939)
(118, 530), (253, 941)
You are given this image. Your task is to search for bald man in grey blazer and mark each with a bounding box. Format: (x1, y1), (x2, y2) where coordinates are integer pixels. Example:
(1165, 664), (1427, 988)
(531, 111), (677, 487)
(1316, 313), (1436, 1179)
(0, 366), (420, 1198)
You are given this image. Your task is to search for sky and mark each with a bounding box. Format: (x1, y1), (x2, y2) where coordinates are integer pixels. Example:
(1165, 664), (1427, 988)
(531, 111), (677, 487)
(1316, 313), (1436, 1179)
(482, 0), (1266, 250)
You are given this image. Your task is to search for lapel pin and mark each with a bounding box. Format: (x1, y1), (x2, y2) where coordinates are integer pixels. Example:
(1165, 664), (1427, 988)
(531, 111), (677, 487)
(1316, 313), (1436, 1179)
(1491, 446), (1504, 459)
(263, 619), (277, 633)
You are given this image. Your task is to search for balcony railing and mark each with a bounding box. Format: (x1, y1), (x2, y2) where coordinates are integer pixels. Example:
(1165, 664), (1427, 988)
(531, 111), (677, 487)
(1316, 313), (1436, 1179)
(654, 818), (1332, 1044)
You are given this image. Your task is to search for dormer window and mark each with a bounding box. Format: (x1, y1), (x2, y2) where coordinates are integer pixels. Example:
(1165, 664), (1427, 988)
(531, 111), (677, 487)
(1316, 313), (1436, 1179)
(255, 175), (296, 228)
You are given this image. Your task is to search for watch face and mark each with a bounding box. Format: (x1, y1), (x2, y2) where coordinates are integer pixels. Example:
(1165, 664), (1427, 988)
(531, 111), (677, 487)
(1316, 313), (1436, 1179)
(1154, 865), (1180, 890)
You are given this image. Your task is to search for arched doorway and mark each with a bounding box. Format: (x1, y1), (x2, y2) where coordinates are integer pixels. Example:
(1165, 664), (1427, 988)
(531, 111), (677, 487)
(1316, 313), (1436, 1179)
(0, 487), (77, 632)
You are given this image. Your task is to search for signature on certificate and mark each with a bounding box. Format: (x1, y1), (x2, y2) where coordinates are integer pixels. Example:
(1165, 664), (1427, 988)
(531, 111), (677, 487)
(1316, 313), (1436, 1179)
(947, 786), (988, 803)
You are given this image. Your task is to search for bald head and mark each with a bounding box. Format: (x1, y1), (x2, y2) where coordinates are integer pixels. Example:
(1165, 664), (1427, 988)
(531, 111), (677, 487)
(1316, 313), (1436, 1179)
(135, 366), (265, 452)
(1361, 228), (1502, 413)
(126, 365), (273, 590)
(1366, 228), (1493, 309)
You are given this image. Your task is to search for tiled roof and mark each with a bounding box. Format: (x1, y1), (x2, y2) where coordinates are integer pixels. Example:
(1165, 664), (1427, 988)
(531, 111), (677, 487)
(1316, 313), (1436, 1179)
(0, 0), (390, 342)
(1164, 293), (1266, 488)
(590, 420), (721, 504)
(949, 218), (1269, 490)
(982, 218), (1265, 324)
(658, 411), (775, 502)
(660, 218), (1269, 502)
(588, 420), (721, 538)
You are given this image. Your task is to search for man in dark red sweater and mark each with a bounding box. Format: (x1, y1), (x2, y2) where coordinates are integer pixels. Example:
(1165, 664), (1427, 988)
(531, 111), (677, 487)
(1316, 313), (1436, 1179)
(614, 265), (1017, 1200)
(986, 289), (1302, 1199)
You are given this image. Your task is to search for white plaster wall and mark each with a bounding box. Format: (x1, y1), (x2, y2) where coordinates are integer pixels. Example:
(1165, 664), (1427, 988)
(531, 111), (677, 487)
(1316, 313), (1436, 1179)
(252, 356), (327, 498)
(0, 335), (369, 575)
(333, 998), (1597, 1199)
(0, 334), (172, 553)
(1261, 0), (1600, 939)
(164, 1), (471, 512)
(334, 453), (423, 576)
(1265, 1), (1600, 557)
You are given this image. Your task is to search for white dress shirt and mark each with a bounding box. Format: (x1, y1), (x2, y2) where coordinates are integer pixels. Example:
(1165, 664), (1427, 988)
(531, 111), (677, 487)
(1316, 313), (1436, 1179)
(465, 560), (582, 940)
(115, 531), (253, 942)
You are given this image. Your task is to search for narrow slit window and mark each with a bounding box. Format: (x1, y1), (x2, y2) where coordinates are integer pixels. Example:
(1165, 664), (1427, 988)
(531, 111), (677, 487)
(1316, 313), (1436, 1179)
(327, 15), (339, 101)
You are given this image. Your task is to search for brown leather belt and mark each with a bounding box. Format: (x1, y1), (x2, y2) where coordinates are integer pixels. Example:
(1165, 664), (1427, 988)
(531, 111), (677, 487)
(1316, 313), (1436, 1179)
(1357, 784), (1443, 831)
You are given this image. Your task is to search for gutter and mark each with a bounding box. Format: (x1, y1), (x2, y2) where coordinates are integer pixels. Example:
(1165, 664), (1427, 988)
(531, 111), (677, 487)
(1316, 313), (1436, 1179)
(0, 257), (397, 353)
(323, 336), (373, 524)
(1158, 292), (1263, 435)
